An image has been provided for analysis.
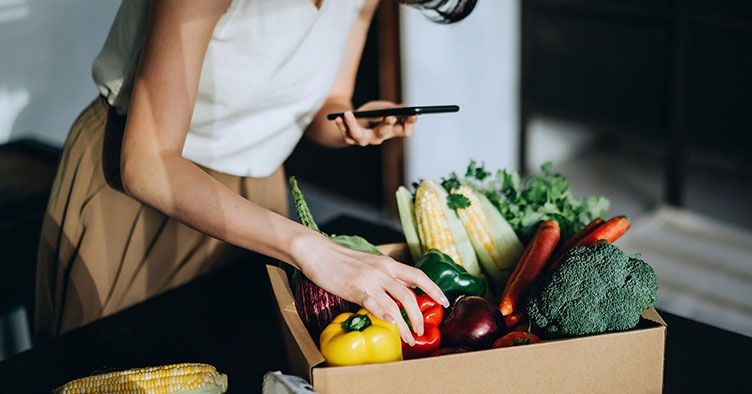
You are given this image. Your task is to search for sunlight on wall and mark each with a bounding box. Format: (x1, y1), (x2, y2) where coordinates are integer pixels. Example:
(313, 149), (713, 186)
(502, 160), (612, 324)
(0, 0), (119, 146)
(0, 87), (29, 143)
(0, 0), (29, 24)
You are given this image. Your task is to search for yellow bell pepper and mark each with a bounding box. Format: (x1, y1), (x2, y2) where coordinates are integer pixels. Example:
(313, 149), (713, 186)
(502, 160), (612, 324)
(319, 308), (403, 366)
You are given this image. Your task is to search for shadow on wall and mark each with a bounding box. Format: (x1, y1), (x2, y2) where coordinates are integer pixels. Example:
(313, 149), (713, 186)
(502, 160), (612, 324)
(0, 139), (61, 361)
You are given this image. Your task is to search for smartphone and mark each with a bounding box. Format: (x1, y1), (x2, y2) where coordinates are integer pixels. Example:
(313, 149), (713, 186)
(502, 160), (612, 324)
(326, 105), (459, 121)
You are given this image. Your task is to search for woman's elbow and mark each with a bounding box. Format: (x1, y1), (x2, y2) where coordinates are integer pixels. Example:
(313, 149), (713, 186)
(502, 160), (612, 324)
(119, 148), (179, 212)
(119, 152), (147, 200)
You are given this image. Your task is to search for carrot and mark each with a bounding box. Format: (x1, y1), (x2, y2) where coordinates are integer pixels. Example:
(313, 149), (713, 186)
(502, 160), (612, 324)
(547, 217), (604, 269)
(499, 220), (560, 317)
(502, 220), (561, 297)
(502, 229), (535, 296)
(547, 215), (631, 270)
(577, 215), (630, 245)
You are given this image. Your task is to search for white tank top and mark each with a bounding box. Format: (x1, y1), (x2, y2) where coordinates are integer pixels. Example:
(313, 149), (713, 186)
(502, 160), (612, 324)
(92, 0), (365, 177)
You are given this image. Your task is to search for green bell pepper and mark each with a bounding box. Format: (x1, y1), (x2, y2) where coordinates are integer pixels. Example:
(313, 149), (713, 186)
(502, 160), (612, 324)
(414, 248), (486, 302)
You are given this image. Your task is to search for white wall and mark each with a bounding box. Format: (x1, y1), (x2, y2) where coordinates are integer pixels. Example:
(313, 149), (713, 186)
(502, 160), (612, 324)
(400, 0), (520, 182)
(0, 0), (119, 146)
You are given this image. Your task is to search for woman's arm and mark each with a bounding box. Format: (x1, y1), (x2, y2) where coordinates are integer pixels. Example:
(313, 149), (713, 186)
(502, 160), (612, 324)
(122, 0), (298, 261)
(305, 0), (417, 148)
(120, 0), (446, 344)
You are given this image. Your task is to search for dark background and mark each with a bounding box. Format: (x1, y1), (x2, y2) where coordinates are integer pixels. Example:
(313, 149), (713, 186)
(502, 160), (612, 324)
(519, 0), (751, 206)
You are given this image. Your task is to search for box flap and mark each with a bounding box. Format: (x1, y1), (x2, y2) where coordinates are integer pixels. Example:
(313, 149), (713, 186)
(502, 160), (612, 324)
(641, 307), (667, 327)
(266, 265), (326, 380)
(376, 242), (411, 263)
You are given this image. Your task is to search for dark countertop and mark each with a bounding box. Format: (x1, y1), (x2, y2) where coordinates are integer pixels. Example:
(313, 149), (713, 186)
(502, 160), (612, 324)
(0, 215), (750, 393)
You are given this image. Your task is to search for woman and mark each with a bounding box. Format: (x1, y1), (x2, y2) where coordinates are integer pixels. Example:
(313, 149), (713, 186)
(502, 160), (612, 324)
(35, 0), (477, 345)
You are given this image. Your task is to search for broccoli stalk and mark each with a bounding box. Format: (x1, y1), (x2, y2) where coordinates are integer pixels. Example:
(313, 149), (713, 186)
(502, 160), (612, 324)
(526, 242), (658, 339)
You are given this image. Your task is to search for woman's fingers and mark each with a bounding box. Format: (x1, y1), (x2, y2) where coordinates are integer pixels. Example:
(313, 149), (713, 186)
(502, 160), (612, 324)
(398, 264), (450, 310)
(354, 265), (420, 344)
(347, 256), (446, 344)
(365, 258), (450, 344)
(363, 293), (415, 346)
(384, 278), (425, 337)
(402, 115), (418, 137)
(299, 237), (449, 347)
(336, 111), (417, 146)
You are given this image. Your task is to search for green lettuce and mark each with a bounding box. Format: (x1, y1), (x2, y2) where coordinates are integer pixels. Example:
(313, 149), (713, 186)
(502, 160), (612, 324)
(444, 161), (610, 244)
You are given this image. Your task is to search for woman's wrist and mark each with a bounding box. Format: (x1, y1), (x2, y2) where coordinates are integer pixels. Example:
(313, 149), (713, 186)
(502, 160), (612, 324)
(306, 98), (354, 148)
(285, 226), (330, 274)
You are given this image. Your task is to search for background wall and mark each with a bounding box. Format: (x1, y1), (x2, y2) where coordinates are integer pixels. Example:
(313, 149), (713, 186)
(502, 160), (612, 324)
(0, 0), (119, 146)
(400, 0), (521, 181)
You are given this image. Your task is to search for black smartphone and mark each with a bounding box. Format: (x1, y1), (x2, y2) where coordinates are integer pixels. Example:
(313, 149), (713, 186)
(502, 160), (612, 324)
(326, 105), (459, 120)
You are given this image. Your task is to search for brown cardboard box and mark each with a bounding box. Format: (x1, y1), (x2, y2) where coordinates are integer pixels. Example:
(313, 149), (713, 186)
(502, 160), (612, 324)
(266, 243), (667, 394)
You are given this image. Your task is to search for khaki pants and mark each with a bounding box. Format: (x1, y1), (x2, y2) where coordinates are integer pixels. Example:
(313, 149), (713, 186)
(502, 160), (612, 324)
(34, 97), (288, 342)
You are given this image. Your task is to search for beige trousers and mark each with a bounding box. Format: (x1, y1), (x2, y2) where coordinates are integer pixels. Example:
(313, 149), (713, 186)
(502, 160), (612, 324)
(34, 97), (288, 342)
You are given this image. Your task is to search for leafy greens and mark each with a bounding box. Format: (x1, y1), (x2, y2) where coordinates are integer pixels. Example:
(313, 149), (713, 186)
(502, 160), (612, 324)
(443, 161), (610, 244)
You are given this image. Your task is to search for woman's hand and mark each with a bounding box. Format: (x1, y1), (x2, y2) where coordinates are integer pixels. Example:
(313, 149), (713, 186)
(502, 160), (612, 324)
(334, 101), (418, 146)
(293, 232), (449, 346)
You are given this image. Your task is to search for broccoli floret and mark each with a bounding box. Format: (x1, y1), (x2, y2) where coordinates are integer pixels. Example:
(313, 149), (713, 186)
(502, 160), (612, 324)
(526, 242), (658, 339)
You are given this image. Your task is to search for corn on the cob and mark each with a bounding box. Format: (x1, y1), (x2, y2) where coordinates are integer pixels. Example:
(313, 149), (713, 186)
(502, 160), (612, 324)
(396, 185), (423, 263)
(454, 185), (524, 291)
(53, 363), (228, 394)
(414, 179), (480, 276)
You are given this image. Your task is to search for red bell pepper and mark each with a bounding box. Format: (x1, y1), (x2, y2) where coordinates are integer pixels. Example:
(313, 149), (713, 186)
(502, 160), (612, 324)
(400, 291), (444, 359)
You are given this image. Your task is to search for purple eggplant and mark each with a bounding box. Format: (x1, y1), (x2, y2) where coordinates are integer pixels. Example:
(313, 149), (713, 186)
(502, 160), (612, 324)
(293, 271), (353, 342)
(289, 177), (381, 342)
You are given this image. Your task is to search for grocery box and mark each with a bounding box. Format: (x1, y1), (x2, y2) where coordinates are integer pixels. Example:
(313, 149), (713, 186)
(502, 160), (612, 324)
(266, 243), (667, 394)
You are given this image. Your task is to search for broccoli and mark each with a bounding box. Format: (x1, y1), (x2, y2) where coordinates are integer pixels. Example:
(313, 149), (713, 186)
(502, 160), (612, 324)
(526, 242), (658, 339)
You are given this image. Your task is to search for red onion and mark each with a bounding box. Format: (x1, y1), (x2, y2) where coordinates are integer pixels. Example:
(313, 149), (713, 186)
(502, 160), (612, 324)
(440, 295), (507, 350)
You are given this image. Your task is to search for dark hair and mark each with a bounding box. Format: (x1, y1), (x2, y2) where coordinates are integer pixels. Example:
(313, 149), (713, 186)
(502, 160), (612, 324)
(400, 0), (477, 24)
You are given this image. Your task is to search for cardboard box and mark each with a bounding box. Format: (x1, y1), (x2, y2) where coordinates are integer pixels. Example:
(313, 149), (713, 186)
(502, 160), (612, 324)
(267, 243), (667, 394)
